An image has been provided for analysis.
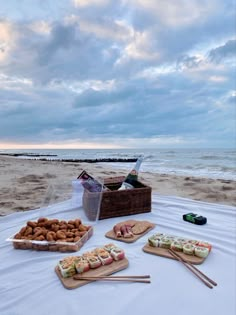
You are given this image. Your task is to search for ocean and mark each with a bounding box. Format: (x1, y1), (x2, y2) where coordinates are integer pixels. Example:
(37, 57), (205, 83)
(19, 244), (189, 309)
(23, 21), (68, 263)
(1, 148), (235, 181)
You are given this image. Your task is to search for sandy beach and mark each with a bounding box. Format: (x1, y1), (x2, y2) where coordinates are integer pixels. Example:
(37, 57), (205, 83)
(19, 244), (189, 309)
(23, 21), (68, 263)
(0, 155), (235, 216)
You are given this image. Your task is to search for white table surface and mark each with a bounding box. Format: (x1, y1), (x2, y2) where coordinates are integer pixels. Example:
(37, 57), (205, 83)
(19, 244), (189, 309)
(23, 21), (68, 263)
(0, 194), (236, 315)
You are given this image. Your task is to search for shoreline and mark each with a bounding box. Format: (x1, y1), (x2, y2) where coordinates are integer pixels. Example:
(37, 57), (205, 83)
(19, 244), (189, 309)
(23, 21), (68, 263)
(0, 155), (235, 216)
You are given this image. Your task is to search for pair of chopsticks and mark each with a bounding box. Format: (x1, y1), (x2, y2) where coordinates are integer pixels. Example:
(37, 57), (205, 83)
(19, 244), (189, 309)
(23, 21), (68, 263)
(168, 249), (217, 289)
(73, 274), (151, 283)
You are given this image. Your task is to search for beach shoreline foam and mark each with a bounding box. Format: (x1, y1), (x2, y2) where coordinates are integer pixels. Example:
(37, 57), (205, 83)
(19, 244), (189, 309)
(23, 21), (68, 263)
(0, 155), (235, 216)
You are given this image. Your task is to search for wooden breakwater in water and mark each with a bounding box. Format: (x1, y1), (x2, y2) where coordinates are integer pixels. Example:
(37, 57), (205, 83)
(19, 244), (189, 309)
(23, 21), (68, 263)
(37, 158), (138, 163)
(0, 153), (57, 157)
(0, 153), (137, 163)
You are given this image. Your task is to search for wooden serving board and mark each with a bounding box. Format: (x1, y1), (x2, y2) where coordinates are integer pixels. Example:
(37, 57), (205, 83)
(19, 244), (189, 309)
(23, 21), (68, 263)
(55, 258), (129, 289)
(142, 244), (206, 265)
(105, 221), (155, 243)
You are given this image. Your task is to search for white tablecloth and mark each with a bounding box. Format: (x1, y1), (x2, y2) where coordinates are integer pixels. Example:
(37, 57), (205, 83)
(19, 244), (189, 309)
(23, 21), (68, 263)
(0, 194), (235, 315)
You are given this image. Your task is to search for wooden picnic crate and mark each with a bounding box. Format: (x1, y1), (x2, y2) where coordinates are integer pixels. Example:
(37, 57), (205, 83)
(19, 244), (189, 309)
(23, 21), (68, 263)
(82, 176), (152, 220)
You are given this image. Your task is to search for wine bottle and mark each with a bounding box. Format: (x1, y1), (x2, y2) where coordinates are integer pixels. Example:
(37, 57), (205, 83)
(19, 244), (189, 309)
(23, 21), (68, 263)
(118, 156), (144, 190)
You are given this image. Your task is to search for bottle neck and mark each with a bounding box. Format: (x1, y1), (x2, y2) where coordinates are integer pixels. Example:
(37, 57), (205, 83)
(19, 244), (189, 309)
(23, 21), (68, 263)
(133, 157), (143, 173)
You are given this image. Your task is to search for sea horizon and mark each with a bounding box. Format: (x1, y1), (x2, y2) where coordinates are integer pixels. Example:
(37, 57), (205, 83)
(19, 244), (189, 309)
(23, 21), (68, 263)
(1, 148), (235, 181)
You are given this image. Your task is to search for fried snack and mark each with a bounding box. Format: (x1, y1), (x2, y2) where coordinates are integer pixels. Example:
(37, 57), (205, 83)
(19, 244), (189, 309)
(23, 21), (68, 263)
(13, 217), (91, 252)
(35, 235), (45, 241)
(51, 224), (60, 232)
(56, 231), (66, 239)
(19, 226), (27, 235)
(37, 217), (48, 223)
(46, 231), (57, 241)
(33, 228), (44, 238)
(78, 224), (88, 232)
(74, 236), (81, 242)
(74, 219), (81, 228)
(24, 226), (33, 236)
(27, 221), (37, 228)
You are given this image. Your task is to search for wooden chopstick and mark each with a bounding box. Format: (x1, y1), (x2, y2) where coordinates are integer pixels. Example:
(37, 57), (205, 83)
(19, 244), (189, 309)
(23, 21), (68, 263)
(168, 249), (215, 289)
(74, 277), (151, 283)
(169, 249), (217, 286)
(74, 275), (150, 279)
(73, 275), (151, 283)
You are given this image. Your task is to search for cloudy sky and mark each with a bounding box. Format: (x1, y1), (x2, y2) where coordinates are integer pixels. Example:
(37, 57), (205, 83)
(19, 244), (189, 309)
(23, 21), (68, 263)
(0, 0), (235, 149)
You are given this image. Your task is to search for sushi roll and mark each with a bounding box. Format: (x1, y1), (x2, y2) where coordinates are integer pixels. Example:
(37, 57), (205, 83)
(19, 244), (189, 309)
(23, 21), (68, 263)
(148, 234), (163, 247)
(86, 255), (102, 269)
(74, 256), (90, 274)
(175, 237), (189, 245)
(183, 243), (195, 255)
(187, 240), (199, 246)
(170, 241), (183, 252)
(153, 233), (164, 238)
(164, 235), (176, 242)
(148, 236), (159, 247)
(95, 248), (113, 265)
(110, 247), (125, 261)
(194, 246), (209, 258)
(159, 237), (172, 249)
(197, 241), (212, 252)
(82, 251), (94, 259)
(103, 243), (116, 252)
(58, 256), (77, 278)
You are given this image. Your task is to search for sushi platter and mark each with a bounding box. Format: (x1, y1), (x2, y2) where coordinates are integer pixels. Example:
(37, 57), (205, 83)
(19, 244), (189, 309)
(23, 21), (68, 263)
(143, 232), (212, 265)
(56, 258), (129, 289)
(105, 220), (155, 243)
(55, 244), (129, 289)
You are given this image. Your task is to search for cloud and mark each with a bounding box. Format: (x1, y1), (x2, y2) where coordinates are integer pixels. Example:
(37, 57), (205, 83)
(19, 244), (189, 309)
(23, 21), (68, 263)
(0, 20), (17, 62)
(0, 0), (235, 148)
(37, 23), (77, 65)
(73, 0), (110, 7)
(208, 40), (236, 62)
(29, 20), (51, 35)
(131, 0), (217, 27)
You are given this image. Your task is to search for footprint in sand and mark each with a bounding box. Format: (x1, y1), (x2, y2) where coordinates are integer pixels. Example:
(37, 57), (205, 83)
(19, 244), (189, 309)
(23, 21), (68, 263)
(222, 185), (235, 191)
(183, 182), (195, 186)
(17, 175), (45, 183)
(43, 173), (57, 179)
